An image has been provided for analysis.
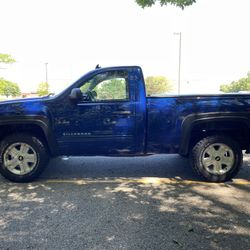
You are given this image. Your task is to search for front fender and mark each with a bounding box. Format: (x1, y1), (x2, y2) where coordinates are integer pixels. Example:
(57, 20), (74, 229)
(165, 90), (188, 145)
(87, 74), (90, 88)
(0, 115), (59, 156)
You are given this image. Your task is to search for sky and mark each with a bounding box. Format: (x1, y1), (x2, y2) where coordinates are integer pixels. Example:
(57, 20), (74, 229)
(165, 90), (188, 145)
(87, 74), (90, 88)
(0, 0), (250, 94)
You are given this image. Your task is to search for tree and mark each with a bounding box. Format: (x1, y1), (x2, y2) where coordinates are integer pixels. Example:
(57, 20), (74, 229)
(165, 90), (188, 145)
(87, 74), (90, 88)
(0, 78), (21, 97)
(135, 0), (196, 9)
(0, 53), (20, 98)
(0, 53), (15, 64)
(145, 76), (172, 96)
(37, 82), (49, 96)
(96, 79), (127, 100)
(220, 72), (250, 93)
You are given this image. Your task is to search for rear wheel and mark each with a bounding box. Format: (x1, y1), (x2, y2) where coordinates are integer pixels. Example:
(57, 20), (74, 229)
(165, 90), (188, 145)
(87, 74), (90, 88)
(191, 135), (243, 182)
(0, 133), (49, 182)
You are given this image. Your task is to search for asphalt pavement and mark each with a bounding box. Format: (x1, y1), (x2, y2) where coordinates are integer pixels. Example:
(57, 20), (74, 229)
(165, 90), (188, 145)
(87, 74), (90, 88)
(0, 154), (249, 250)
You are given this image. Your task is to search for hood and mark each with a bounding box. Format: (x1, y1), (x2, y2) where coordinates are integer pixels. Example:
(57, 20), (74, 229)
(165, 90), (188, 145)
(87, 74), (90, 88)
(0, 97), (48, 116)
(0, 97), (45, 105)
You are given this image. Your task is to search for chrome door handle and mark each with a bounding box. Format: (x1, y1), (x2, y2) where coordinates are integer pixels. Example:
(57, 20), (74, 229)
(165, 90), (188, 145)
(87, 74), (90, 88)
(112, 110), (132, 115)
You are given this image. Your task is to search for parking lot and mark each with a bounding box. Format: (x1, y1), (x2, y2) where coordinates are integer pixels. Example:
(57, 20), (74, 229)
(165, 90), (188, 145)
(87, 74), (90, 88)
(0, 154), (249, 250)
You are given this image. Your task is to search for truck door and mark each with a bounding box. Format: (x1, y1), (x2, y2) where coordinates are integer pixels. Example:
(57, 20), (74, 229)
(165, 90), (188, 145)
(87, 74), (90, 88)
(55, 69), (144, 155)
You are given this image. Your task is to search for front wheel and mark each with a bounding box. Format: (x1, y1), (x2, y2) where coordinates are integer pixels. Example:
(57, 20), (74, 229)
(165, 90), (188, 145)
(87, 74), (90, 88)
(0, 133), (49, 182)
(190, 135), (243, 182)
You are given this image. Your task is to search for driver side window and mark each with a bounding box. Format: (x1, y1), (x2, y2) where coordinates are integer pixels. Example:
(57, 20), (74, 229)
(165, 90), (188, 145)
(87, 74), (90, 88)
(80, 71), (129, 102)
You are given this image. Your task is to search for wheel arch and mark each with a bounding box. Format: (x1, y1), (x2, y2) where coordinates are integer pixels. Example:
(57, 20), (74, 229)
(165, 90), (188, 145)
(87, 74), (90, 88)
(179, 113), (250, 155)
(0, 117), (58, 156)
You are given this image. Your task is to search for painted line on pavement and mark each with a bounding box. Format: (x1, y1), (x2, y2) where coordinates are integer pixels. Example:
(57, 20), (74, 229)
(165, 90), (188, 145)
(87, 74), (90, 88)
(45, 178), (250, 185)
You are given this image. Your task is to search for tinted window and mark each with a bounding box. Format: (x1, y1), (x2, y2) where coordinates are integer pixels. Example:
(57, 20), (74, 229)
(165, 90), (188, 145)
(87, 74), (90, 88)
(80, 71), (129, 101)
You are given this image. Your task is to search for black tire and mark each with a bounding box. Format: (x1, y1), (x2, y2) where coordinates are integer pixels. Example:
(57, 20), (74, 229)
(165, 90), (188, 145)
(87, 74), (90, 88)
(190, 135), (243, 182)
(0, 133), (49, 182)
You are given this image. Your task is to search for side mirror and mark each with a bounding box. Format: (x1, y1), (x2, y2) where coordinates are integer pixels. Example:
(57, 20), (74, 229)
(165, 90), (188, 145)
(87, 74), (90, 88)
(82, 93), (90, 101)
(69, 88), (82, 102)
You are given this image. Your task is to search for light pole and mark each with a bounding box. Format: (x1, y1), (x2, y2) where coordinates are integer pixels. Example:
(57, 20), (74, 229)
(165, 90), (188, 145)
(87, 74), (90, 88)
(174, 32), (182, 95)
(45, 62), (48, 84)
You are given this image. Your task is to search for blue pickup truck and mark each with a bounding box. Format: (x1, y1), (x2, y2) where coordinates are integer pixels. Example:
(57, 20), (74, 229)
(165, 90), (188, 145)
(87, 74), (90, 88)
(0, 66), (249, 182)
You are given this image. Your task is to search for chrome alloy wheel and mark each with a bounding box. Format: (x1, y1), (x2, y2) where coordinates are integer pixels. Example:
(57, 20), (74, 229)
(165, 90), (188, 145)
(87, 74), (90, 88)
(3, 142), (38, 175)
(201, 143), (235, 175)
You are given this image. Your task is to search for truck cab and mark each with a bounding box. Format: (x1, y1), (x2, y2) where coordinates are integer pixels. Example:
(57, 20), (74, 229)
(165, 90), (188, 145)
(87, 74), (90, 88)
(49, 66), (147, 156)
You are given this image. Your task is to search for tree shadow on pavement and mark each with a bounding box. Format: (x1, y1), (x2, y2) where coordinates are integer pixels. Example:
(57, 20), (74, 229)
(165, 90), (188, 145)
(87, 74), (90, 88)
(0, 176), (249, 249)
(0, 155), (249, 249)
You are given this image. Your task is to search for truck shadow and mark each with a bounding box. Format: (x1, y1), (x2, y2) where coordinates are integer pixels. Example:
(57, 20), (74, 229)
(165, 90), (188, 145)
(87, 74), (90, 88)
(40, 154), (250, 181)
